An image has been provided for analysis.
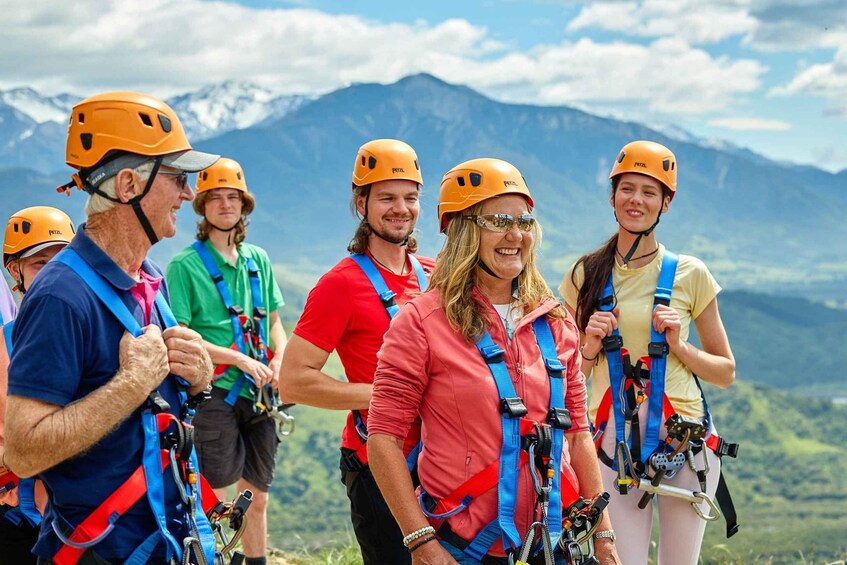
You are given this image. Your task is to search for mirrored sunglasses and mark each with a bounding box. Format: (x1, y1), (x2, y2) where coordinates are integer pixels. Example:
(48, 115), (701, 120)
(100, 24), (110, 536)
(463, 213), (535, 233)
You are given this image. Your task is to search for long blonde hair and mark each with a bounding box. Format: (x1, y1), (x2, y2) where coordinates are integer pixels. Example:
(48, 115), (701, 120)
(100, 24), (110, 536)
(429, 201), (564, 342)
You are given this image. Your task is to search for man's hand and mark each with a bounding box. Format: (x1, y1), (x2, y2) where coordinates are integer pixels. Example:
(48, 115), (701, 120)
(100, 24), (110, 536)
(118, 325), (170, 397)
(235, 353), (274, 388)
(268, 356), (282, 390)
(163, 326), (213, 392)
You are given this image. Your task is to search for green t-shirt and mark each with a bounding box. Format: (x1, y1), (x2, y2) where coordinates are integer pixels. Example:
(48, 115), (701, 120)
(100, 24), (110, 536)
(166, 240), (285, 399)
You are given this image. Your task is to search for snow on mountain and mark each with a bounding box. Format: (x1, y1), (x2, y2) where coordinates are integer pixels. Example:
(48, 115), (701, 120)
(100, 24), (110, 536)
(0, 82), (314, 142)
(0, 88), (76, 124)
(166, 81), (314, 141)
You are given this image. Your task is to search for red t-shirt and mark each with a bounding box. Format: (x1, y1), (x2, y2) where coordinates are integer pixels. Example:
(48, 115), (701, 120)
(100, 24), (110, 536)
(293, 251), (435, 452)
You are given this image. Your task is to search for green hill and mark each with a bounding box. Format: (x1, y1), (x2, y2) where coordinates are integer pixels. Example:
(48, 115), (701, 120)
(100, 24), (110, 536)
(710, 290), (847, 396)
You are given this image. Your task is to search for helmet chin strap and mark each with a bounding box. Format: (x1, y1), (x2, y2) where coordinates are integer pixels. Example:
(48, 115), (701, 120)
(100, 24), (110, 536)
(477, 259), (521, 297)
(81, 154), (163, 247)
(614, 209), (662, 267)
(206, 219), (238, 247)
(130, 156), (163, 246)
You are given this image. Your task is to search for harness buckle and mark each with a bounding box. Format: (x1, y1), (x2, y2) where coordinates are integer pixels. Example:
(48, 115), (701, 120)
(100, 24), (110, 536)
(228, 305), (244, 317)
(714, 437), (739, 458)
(543, 357), (565, 379)
(499, 397), (528, 418)
(648, 341), (668, 358)
(602, 335), (623, 353)
(547, 407), (572, 430)
(481, 344), (505, 365)
(145, 390), (171, 414)
(378, 290), (397, 309)
(253, 306), (267, 319)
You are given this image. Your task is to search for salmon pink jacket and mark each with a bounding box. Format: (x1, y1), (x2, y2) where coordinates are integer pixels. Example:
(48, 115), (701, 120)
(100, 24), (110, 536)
(368, 288), (589, 556)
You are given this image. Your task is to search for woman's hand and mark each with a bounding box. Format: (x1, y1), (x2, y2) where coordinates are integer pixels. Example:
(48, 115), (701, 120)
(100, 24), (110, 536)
(583, 307), (619, 358)
(411, 540), (459, 564)
(593, 538), (622, 565)
(652, 305), (682, 353)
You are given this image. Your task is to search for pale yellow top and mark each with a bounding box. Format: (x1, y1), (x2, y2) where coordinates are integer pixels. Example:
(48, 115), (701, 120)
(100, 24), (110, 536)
(559, 244), (720, 420)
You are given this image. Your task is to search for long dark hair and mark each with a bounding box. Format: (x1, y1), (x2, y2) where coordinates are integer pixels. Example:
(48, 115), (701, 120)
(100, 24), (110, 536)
(572, 178), (671, 332)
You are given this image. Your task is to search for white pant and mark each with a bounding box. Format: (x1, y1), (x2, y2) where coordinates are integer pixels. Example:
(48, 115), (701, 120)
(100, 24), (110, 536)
(598, 405), (722, 565)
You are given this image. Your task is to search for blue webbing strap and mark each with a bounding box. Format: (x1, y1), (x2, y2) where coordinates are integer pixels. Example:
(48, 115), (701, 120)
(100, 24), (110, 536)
(467, 331), (523, 555)
(192, 241), (252, 406)
(598, 277), (628, 466)
(641, 252), (678, 464)
(55, 249), (216, 563)
(531, 317), (565, 548)
(350, 252), (428, 471)
(350, 253), (400, 318)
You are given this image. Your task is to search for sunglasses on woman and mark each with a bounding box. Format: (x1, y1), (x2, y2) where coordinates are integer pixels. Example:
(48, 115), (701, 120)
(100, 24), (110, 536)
(463, 213), (536, 233)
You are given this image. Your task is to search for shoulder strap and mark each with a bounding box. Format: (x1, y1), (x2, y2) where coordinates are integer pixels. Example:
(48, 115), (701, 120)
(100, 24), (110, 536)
(191, 241), (251, 404)
(408, 254), (428, 292)
(641, 252), (679, 462)
(54, 249), (176, 336)
(530, 316), (567, 547)
(349, 253), (400, 319)
(468, 330), (524, 554)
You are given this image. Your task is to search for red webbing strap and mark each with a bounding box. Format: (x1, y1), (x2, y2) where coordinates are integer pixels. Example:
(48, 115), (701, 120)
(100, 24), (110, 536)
(426, 419), (587, 517)
(0, 471), (19, 494)
(53, 451), (170, 565)
(53, 414), (181, 565)
(429, 452), (532, 521)
(592, 379), (675, 452)
(559, 463), (581, 508)
(199, 474), (220, 516)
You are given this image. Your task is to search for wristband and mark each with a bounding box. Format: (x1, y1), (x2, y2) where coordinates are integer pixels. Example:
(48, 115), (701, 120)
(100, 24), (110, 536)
(408, 535), (437, 553)
(580, 344), (599, 362)
(402, 525), (435, 547)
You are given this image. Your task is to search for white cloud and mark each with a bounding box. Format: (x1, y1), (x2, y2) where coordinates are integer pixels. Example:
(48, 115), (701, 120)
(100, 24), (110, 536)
(0, 0), (766, 117)
(567, 0), (757, 44)
(707, 117), (792, 131)
(770, 46), (847, 117)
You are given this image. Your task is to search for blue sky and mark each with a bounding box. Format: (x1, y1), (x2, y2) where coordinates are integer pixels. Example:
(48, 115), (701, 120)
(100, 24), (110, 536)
(3, 0), (846, 171)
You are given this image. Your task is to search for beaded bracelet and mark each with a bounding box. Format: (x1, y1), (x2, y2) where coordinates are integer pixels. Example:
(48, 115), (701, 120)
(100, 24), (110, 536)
(408, 535), (438, 553)
(402, 525), (436, 547)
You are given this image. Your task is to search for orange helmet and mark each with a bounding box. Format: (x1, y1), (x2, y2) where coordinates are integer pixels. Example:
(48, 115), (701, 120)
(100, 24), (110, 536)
(609, 140), (677, 196)
(196, 158), (248, 195)
(4, 206), (74, 266)
(438, 158), (534, 232)
(64, 91), (218, 185)
(352, 139), (423, 189)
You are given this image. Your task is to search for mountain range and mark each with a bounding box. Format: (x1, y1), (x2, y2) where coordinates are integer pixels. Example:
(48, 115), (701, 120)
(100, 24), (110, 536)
(0, 82), (313, 172)
(1, 74), (845, 301)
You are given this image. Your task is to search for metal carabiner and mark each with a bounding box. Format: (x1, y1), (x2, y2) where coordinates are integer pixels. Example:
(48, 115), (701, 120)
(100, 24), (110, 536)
(691, 491), (721, 522)
(271, 406), (295, 439)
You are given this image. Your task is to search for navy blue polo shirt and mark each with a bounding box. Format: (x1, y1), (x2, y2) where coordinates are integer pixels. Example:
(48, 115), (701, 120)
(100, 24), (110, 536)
(7, 226), (190, 560)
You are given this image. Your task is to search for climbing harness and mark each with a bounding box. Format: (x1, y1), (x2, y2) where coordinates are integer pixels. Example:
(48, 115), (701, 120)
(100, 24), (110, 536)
(192, 241), (295, 440)
(340, 252), (427, 473)
(51, 248), (252, 565)
(592, 251), (740, 537)
(420, 317), (607, 565)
